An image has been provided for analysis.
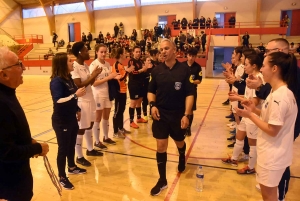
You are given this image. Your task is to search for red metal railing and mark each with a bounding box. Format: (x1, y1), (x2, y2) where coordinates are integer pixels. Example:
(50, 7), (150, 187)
(14, 34), (43, 44)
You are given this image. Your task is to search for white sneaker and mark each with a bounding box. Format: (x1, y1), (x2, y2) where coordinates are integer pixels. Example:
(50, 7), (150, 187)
(227, 122), (236, 127)
(256, 184), (261, 191)
(238, 153), (249, 162)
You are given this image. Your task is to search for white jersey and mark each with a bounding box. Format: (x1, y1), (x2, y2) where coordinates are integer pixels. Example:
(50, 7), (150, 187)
(89, 59), (111, 98)
(232, 64), (244, 93)
(70, 61), (93, 102)
(243, 73), (265, 124)
(257, 85), (297, 170)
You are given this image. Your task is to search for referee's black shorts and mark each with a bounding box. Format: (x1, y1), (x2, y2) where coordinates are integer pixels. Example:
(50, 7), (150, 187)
(152, 117), (186, 141)
(128, 84), (144, 100)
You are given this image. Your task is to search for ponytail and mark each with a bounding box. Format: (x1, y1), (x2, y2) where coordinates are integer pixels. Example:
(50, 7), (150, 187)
(111, 47), (124, 59)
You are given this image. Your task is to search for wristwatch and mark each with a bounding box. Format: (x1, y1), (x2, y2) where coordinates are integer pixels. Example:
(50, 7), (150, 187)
(184, 114), (191, 118)
(150, 101), (156, 109)
(73, 93), (78, 99)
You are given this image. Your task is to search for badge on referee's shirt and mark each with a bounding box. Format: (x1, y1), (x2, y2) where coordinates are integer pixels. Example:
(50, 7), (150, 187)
(174, 82), (182, 90)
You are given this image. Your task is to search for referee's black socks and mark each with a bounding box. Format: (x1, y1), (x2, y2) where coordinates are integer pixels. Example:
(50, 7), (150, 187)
(129, 107), (135, 123)
(136, 107), (142, 119)
(156, 152), (167, 182)
(177, 142), (186, 172)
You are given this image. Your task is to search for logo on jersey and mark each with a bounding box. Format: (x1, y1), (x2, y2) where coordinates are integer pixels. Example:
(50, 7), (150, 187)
(135, 95), (139, 98)
(199, 71), (202, 76)
(189, 75), (194, 83)
(264, 101), (269, 109)
(174, 82), (182, 90)
(273, 100), (280, 106)
(97, 103), (101, 108)
(149, 75), (152, 82)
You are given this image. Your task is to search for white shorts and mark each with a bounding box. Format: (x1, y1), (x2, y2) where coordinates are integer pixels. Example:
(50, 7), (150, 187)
(238, 118), (258, 139)
(256, 165), (286, 187)
(231, 101), (238, 114)
(94, 96), (112, 110)
(78, 100), (95, 129)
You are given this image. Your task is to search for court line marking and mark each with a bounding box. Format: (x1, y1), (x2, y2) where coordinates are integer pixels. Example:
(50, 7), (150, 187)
(164, 84), (220, 201)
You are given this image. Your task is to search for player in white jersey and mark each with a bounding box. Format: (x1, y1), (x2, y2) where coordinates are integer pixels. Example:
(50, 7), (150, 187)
(90, 44), (119, 146)
(222, 53), (263, 174)
(70, 42), (103, 167)
(236, 52), (298, 201)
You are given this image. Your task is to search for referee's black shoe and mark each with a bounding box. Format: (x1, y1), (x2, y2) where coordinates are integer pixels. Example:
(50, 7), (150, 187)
(222, 99), (230, 105)
(150, 179), (168, 196)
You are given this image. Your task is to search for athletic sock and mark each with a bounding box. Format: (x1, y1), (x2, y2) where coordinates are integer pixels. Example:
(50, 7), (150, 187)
(231, 139), (244, 160)
(129, 107), (135, 123)
(75, 135), (83, 158)
(177, 142), (186, 172)
(156, 152), (167, 182)
(248, 146), (257, 169)
(84, 129), (93, 151)
(102, 119), (109, 140)
(92, 122), (100, 143)
(136, 107), (142, 119)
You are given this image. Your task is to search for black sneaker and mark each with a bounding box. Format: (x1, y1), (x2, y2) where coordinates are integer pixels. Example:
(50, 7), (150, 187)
(119, 128), (131, 134)
(227, 135), (235, 141)
(86, 149), (103, 156)
(227, 142), (236, 148)
(76, 157), (91, 167)
(103, 137), (116, 145)
(178, 155), (186, 172)
(59, 177), (74, 190)
(150, 179), (168, 196)
(68, 166), (87, 175)
(229, 118), (235, 122)
(225, 113), (234, 118)
(94, 142), (108, 150)
(222, 100), (230, 105)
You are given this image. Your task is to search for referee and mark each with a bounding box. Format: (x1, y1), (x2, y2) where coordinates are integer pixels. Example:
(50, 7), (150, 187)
(182, 48), (202, 136)
(148, 39), (194, 196)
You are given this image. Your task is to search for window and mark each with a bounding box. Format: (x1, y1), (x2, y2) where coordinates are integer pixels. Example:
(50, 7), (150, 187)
(54, 2), (86, 15)
(22, 8), (46, 18)
(94, 0), (134, 10)
(141, 0), (191, 6)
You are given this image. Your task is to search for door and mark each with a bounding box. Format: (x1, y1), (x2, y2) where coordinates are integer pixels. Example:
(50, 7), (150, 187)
(224, 12), (236, 28)
(68, 23), (75, 42)
(290, 9), (300, 36)
(167, 15), (176, 27)
(74, 22), (81, 42)
(281, 10), (292, 36)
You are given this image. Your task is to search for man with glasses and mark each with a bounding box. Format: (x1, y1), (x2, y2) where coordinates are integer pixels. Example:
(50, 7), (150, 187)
(0, 46), (49, 201)
(246, 38), (300, 201)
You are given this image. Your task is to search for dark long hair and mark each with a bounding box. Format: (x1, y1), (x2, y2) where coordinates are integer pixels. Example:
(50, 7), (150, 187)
(50, 52), (70, 80)
(246, 54), (263, 70)
(267, 52), (298, 95)
(111, 47), (124, 59)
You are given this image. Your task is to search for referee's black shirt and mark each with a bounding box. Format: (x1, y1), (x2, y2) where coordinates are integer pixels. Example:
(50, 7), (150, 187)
(128, 58), (144, 86)
(148, 60), (195, 121)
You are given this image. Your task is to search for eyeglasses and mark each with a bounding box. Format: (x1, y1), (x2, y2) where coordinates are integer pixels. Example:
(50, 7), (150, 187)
(1, 60), (23, 70)
(265, 48), (280, 54)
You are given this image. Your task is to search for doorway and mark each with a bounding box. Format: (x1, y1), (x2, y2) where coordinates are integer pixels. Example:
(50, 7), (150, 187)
(215, 12), (236, 28)
(158, 15), (176, 28)
(281, 9), (300, 36)
(68, 22), (81, 42)
(213, 47), (234, 77)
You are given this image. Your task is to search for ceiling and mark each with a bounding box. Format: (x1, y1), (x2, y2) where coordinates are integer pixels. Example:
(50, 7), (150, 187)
(13, 0), (86, 8)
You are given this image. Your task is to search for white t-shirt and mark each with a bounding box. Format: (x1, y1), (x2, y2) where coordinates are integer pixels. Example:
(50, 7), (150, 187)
(243, 73), (264, 124)
(257, 85), (297, 170)
(89, 59), (111, 98)
(232, 64), (244, 93)
(71, 61), (93, 102)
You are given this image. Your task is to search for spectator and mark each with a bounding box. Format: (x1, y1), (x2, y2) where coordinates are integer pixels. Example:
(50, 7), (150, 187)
(200, 31), (207, 53)
(146, 36), (152, 51)
(163, 24), (171, 38)
(257, 42), (266, 54)
(193, 17), (199, 29)
(154, 23), (159, 42)
(296, 43), (300, 54)
(67, 42), (72, 54)
(58, 39), (65, 48)
(229, 15), (236, 28)
(131, 29), (137, 41)
(283, 15), (290, 27)
(194, 37), (201, 52)
(289, 42), (296, 54)
(242, 31), (250, 48)
(82, 32), (87, 43)
(48, 48), (54, 56)
(98, 31), (103, 39)
(119, 22), (124, 37)
(179, 31), (186, 50)
(140, 38), (146, 55)
(186, 33), (194, 44)
(172, 19), (179, 30)
(114, 23), (119, 38)
(52, 31), (58, 47)
(188, 20), (193, 29)
(199, 16), (206, 29)
(181, 18), (188, 29)
(212, 17), (218, 28)
(87, 32), (92, 44)
(206, 17), (212, 29)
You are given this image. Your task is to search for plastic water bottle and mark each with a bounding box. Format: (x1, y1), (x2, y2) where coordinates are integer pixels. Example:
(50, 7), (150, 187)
(195, 166), (204, 192)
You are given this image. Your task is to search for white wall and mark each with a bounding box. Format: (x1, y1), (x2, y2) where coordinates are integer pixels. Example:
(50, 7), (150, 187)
(0, 0), (22, 37)
(196, 0), (256, 23)
(23, 17), (50, 42)
(261, 0), (300, 22)
(94, 7), (136, 38)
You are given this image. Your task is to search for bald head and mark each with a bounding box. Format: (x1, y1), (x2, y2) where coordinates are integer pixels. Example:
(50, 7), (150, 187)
(266, 38), (289, 55)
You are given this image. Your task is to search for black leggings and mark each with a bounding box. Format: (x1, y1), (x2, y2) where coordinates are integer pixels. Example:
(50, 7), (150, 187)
(52, 116), (78, 177)
(142, 81), (149, 116)
(113, 92), (127, 133)
(278, 166), (290, 200)
(243, 136), (249, 155)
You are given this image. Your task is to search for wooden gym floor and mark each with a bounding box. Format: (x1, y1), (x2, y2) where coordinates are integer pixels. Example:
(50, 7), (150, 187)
(17, 75), (300, 201)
